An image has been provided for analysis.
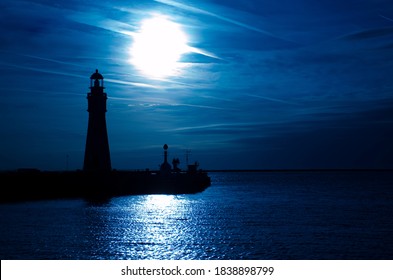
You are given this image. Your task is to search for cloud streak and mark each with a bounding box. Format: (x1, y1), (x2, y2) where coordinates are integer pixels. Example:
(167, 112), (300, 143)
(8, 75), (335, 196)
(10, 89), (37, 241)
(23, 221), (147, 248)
(155, 0), (295, 42)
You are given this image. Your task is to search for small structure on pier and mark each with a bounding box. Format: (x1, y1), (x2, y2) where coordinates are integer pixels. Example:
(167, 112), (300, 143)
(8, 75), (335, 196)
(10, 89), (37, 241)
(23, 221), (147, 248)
(160, 144), (172, 174)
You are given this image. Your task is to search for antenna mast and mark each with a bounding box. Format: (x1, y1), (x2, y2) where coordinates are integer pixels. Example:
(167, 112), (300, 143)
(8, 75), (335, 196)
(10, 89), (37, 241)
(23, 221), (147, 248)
(185, 149), (191, 165)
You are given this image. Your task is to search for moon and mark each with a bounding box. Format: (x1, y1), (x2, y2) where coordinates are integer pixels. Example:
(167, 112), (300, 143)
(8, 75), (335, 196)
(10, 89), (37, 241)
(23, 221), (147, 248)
(130, 15), (189, 78)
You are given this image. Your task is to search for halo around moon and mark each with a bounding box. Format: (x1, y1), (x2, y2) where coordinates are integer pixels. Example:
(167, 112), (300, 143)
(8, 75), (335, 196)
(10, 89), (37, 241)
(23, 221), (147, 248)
(130, 15), (190, 79)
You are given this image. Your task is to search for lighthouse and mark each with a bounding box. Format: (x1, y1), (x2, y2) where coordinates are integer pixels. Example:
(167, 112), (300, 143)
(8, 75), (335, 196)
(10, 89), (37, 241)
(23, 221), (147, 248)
(83, 69), (112, 172)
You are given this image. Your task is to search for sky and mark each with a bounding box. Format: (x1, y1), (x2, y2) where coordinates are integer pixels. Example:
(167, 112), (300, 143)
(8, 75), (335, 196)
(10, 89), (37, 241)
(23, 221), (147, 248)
(1, 0), (393, 171)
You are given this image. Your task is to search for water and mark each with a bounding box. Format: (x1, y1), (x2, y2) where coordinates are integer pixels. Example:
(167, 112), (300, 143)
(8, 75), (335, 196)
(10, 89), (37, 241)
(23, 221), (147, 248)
(1, 171), (393, 260)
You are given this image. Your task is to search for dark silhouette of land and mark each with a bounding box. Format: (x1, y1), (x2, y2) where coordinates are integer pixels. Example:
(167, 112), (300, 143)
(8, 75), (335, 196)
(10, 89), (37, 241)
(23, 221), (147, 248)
(0, 167), (211, 203)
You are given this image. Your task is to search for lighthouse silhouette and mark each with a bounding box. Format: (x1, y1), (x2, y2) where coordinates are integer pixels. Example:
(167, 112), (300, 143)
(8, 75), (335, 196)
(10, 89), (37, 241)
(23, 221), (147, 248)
(83, 69), (112, 172)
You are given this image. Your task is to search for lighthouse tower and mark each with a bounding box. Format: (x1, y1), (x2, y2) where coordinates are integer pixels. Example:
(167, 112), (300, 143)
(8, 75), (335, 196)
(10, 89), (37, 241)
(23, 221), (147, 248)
(83, 69), (112, 172)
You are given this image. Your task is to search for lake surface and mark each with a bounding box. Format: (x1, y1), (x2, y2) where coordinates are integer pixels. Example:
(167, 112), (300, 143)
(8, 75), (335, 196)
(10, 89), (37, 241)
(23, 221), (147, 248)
(1, 171), (393, 259)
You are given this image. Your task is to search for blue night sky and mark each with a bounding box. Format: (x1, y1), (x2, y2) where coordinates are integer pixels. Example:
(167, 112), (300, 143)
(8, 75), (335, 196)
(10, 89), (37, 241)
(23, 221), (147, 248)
(1, 0), (393, 171)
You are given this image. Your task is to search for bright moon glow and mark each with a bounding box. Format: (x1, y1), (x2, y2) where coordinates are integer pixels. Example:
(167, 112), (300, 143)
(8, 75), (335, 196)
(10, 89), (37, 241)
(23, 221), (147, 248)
(130, 15), (189, 78)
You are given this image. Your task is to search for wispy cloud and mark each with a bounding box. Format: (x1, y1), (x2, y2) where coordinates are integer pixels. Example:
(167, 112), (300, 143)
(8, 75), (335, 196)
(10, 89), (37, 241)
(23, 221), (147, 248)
(245, 94), (300, 106)
(337, 26), (393, 41)
(0, 51), (83, 68)
(0, 62), (86, 79)
(379, 14), (393, 23)
(154, 0), (295, 42)
(105, 78), (163, 89)
(67, 10), (136, 35)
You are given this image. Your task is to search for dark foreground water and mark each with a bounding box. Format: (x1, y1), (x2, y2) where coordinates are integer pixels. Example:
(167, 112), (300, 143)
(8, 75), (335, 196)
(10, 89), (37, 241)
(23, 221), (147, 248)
(1, 171), (393, 260)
